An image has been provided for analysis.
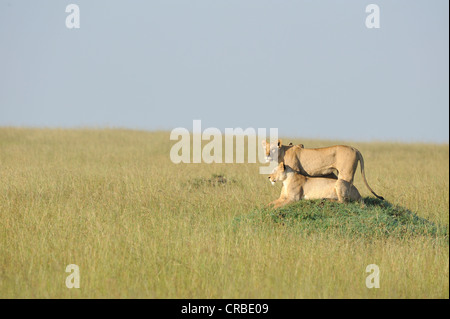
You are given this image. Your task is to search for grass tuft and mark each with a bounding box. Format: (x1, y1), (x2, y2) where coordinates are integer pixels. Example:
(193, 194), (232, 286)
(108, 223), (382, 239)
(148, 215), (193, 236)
(190, 173), (238, 188)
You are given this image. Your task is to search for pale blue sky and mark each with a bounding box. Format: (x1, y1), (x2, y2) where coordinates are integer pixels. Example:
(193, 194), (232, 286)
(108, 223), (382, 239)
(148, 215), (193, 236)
(0, 0), (448, 142)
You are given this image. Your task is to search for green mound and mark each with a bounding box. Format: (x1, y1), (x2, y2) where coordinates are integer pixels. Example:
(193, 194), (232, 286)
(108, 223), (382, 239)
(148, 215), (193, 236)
(234, 198), (448, 241)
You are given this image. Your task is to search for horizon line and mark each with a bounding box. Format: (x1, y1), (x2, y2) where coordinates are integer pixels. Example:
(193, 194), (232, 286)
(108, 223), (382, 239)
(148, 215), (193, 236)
(0, 125), (448, 145)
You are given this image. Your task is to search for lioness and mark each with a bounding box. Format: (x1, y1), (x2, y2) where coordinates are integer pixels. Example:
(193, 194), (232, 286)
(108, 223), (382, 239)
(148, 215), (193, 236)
(268, 162), (361, 209)
(262, 139), (383, 202)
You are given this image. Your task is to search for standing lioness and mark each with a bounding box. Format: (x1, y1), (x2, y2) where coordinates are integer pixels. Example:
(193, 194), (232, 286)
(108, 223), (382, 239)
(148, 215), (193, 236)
(268, 162), (361, 209)
(262, 140), (383, 202)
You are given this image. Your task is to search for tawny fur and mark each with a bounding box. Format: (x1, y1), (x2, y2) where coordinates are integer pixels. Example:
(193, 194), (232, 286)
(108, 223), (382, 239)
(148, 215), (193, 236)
(262, 139), (383, 202)
(267, 162), (361, 209)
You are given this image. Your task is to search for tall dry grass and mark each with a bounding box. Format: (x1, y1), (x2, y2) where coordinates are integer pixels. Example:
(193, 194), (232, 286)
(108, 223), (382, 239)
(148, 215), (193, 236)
(0, 128), (448, 298)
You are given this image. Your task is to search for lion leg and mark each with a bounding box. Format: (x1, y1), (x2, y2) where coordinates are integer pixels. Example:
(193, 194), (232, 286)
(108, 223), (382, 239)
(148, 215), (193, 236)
(272, 202), (283, 209)
(273, 198), (285, 209)
(276, 197), (298, 208)
(335, 179), (352, 203)
(273, 201), (285, 209)
(268, 197), (283, 208)
(350, 185), (362, 201)
(267, 199), (279, 207)
(272, 198), (292, 209)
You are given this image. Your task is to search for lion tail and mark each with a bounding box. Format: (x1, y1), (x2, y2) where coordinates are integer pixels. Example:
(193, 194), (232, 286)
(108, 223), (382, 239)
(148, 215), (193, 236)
(356, 149), (384, 200)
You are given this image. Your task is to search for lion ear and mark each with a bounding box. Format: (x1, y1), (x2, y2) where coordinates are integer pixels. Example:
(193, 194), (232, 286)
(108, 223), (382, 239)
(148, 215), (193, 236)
(261, 140), (267, 147)
(288, 142), (293, 146)
(278, 162), (284, 170)
(277, 139), (282, 148)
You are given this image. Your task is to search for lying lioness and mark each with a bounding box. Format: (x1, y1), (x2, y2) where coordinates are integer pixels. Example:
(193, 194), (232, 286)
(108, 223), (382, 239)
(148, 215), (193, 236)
(268, 162), (361, 209)
(262, 139), (383, 202)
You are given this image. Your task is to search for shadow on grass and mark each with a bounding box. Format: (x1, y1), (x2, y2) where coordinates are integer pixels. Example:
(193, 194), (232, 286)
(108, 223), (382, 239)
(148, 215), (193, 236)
(233, 198), (448, 242)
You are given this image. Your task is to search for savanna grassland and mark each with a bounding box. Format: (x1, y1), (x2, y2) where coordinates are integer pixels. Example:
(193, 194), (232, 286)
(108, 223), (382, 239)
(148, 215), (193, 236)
(0, 128), (448, 298)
